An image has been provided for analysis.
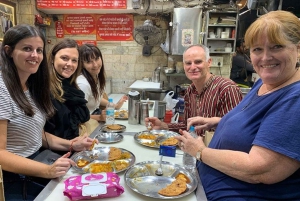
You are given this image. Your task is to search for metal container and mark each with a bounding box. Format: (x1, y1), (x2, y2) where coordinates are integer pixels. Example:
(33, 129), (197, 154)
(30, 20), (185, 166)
(128, 90), (141, 125)
(153, 101), (167, 120)
(140, 103), (149, 126)
(152, 66), (161, 83)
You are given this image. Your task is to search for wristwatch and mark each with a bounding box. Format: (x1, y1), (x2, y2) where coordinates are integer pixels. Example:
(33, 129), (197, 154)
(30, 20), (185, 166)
(196, 147), (204, 162)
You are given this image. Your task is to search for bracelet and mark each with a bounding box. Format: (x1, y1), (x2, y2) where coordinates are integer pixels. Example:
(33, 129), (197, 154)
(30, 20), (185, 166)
(70, 140), (75, 153)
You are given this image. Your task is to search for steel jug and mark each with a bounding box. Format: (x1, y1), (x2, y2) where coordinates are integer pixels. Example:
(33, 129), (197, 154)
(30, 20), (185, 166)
(128, 90), (141, 125)
(152, 66), (161, 83)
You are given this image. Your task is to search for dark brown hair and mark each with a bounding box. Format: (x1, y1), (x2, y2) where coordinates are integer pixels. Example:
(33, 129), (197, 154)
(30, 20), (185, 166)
(48, 38), (82, 102)
(79, 44), (105, 101)
(1, 24), (54, 117)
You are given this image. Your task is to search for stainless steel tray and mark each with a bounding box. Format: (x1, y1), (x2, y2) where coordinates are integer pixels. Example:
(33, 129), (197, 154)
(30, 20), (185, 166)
(124, 161), (198, 199)
(94, 133), (123, 143)
(114, 109), (128, 120)
(101, 124), (126, 133)
(134, 130), (180, 148)
(70, 147), (135, 174)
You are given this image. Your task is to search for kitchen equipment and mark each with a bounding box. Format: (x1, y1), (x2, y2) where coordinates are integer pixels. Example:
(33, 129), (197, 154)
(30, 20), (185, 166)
(171, 8), (202, 55)
(140, 103), (149, 126)
(152, 66), (161, 83)
(146, 90), (167, 101)
(153, 101), (166, 120)
(175, 83), (190, 97)
(128, 90), (141, 125)
(125, 161), (198, 199)
(216, 27), (223, 38)
(164, 67), (175, 74)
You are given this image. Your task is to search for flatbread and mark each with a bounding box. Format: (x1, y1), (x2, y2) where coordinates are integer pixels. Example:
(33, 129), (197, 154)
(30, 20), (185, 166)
(161, 137), (178, 146)
(107, 124), (122, 130)
(158, 178), (187, 196)
(108, 147), (122, 161)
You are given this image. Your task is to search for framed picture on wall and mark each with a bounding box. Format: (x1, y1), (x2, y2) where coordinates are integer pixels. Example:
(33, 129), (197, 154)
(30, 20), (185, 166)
(0, 0), (16, 41)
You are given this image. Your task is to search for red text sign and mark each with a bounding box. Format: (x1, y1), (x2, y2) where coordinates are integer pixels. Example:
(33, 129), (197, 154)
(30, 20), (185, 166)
(37, 0), (127, 9)
(55, 21), (64, 38)
(96, 14), (133, 41)
(64, 14), (96, 35)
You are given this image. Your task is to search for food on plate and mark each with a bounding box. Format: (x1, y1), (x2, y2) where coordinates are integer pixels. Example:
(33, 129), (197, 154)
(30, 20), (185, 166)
(114, 110), (128, 118)
(108, 147), (122, 160)
(77, 159), (90, 168)
(161, 137), (178, 146)
(175, 173), (191, 183)
(141, 141), (157, 147)
(89, 163), (113, 173)
(114, 160), (129, 171)
(158, 177), (187, 196)
(89, 139), (97, 151)
(120, 151), (131, 159)
(138, 133), (157, 140)
(107, 124), (122, 130)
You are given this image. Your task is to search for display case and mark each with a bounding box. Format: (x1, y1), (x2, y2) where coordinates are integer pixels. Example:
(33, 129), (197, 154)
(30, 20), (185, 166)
(204, 11), (238, 55)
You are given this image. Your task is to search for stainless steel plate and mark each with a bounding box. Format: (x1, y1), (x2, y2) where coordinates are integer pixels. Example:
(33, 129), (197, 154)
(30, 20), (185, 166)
(70, 147), (135, 174)
(134, 130), (180, 148)
(101, 124), (126, 133)
(124, 161), (198, 199)
(95, 133), (123, 143)
(114, 109), (128, 120)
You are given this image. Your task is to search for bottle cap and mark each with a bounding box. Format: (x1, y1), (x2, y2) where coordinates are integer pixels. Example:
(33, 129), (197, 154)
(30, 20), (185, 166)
(108, 98), (113, 102)
(189, 126), (195, 132)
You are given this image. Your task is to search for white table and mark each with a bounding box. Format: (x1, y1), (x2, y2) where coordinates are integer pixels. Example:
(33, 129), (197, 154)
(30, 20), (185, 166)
(34, 103), (207, 201)
(128, 80), (162, 100)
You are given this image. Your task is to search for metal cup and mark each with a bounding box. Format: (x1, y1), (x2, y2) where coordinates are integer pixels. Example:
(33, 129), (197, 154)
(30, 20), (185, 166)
(140, 103), (149, 126)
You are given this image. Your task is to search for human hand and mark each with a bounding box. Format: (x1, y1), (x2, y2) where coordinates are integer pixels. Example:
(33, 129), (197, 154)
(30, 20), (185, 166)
(145, 117), (164, 130)
(175, 129), (205, 157)
(115, 95), (128, 110)
(47, 152), (75, 178)
(71, 134), (98, 151)
(187, 116), (221, 131)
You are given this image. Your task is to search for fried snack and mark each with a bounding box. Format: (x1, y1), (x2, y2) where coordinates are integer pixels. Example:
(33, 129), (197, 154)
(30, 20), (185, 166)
(90, 163), (113, 173)
(161, 137), (178, 146)
(115, 110), (128, 118)
(89, 139), (97, 151)
(107, 124), (122, 130)
(77, 159), (90, 168)
(138, 133), (157, 140)
(114, 160), (129, 171)
(158, 178), (187, 196)
(108, 147), (122, 161)
(175, 173), (191, 183)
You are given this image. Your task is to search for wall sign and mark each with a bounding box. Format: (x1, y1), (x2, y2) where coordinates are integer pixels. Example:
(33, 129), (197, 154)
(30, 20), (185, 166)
(63, 14), (96, 35)
(55, 21), (64, 38)
(76, 40), (97, 46)
(96, 14), (133, 41)
(37, 0), (126, 9)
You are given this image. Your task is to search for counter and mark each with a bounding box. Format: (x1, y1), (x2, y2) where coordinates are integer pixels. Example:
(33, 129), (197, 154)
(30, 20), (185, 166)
(34, 103), (207, 201)
(128, 80), (162, 99)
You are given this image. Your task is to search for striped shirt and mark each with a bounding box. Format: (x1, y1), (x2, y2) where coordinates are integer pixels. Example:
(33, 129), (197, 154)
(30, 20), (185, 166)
(169, 75), (243, 135)
(0, 73), (45, 157)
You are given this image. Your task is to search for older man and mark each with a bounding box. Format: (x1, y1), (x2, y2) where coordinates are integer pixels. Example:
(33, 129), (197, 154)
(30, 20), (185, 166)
(146, 44), (243, 135)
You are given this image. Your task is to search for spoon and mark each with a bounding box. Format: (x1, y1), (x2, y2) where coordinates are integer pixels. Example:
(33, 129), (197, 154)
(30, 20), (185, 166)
(155, 155), (163, 176)
(146, 122), (152, 134)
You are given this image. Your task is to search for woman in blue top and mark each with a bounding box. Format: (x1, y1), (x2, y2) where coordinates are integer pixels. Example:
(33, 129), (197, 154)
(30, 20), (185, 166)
(176, 10), (300, 200)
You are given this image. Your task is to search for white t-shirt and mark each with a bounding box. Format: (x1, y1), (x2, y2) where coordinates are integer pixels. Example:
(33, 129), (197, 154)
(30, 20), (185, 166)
(0, 73), (44, 157)
(77, 74), (102, 114)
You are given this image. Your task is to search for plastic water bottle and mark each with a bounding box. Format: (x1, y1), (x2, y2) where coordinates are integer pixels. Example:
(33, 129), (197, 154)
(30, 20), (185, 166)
(183, 126), (197, 171)
(106, 98), (115, 125)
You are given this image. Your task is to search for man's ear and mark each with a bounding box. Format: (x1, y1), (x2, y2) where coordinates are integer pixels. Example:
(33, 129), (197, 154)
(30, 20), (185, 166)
(4, 45), (12, 56)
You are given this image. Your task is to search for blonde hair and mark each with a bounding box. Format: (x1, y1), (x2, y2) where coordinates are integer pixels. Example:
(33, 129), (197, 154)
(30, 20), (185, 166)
(244, 11), (300, 48)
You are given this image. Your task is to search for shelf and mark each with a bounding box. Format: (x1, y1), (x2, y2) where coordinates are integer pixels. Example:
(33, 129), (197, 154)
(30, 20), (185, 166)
(208, 24), (236, 27)
(207, 38), (235, 41)
(165, 73), (186, 77)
